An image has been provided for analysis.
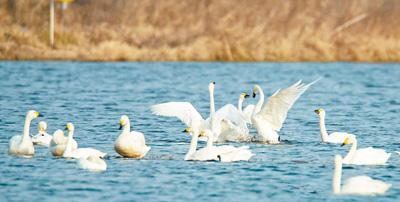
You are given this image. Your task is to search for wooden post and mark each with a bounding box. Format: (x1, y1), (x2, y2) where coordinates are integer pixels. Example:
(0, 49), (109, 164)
(50, 0), (55, 47)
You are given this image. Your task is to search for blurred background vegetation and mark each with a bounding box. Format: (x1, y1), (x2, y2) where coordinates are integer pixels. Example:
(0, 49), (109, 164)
(1, 0), (400, 61)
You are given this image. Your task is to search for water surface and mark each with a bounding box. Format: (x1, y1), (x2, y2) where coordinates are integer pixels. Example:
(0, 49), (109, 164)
(0, 62), (399, 201)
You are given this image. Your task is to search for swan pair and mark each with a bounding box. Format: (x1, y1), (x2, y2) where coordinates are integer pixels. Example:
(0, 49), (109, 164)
(8, 110), (42, 157)
(332, 155), (391, 195)
(184, 128), (253, 162)
(315, 108), (391, 165)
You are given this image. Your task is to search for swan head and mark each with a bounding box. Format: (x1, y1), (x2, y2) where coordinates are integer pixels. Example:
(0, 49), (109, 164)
(208, 81), (215, 92)
(38, 121), (47, 132)
(314, 108), (325, 116)
(53, 129), (65, 139)
(27, 110), (42, 120)
(239, 92), (250, 100)
(119, 115), (130, 130)
(252, 85), (261, 98)
(65, 123), (74, 132)
(199, 129), (212, 137)
(341, 136), (355, 146)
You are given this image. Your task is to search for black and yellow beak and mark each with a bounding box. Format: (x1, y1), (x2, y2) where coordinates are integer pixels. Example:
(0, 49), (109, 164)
(119, 124), (123, 130)
(38, 113), (44, 117)
(244, 94), (249, 98)
(252, 92), (256, 98)
(314, 109), (320, 114)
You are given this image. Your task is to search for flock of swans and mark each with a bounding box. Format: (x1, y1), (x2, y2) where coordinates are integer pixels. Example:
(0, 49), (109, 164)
(8, 80), (395, 196)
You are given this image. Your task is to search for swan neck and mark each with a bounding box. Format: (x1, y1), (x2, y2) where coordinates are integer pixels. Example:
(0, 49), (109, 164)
(319, 115), (329, 142)
(22, 115), (31, 143)
(185, 132), (199, 159)
(253, 86), (264, 116)
(206, 132), (214, 147)
(209, 87), (215, 116)
(122, 122), (131, 134)
(64, 129), (74, 156)
(333, 158), (342, 194)
(238, 98), (243, 112)
(343, 138), (357, 162)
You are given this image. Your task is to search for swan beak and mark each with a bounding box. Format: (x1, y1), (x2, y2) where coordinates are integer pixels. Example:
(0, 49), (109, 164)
(212, 81), (215, 84)
(252, 92), (256, 98)
(244, 94), (249, 98)
(340, 143), (345, 147)
(314, 109), (319, 114)
(119, 125), (123, 130)
(38, 113), (44, 117)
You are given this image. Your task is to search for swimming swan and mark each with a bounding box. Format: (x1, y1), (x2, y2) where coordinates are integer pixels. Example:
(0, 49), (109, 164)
(251, 80), (318, 143)
(63, 123), (107, 159)
(32, 121), (52, 147)
(8, 110), (42, 157)
(151, 82), (233, 140)
(49, 129), (78, 156)
(78, 156), (107, 172)
(333, 155), (391, 195)
(314, 108), (355, 144)
(183, 128), (253, 162)
(341, 136), (391, 165)
(202, 129), (254, 162)
(114, 115), (151, 158)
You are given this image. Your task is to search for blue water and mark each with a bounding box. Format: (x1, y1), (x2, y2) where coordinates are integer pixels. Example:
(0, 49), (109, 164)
(0, 62), (399, 201)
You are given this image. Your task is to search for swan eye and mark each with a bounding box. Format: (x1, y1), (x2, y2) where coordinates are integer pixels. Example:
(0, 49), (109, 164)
(41, 134), (44, 136)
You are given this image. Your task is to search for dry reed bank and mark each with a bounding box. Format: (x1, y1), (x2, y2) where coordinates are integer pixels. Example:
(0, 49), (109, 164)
(1, 0), (400, 62)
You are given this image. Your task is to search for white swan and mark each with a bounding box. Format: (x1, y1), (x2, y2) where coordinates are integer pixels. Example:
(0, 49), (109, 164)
(63, 123), (107, 159)
(78, 156), (107, 172)
(32, 121), (52, 147)
(49, 129), (78, 156)
(183, 128), (253, 162)
(314, 108), (355, 144)
(251, 80), (318, 143)
(201, 129), (254, 162)
(341, 136), (391, 165)
(333, 155), (391, 195)
(114, 115), (151, 158)
(151, 82), (231, 140)
(214, 92), (254, 142)
(8, 110), (42, 157)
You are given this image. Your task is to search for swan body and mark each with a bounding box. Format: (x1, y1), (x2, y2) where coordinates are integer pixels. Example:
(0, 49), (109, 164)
(62, 123), (106, 159)
(251, 80), (318, 143)
(341, 136), (391, 165)
(78, 156), (107, 172)
(151, 82), (230, 141)
(314, 108), (356, 143)
(216, 93), (254, 142)
(184, 127), (253, 162)
(333, 155), (391, 195)
(8, 110), (41, 157)
(49, 129), (78, 156)
(114, 115), (151, 158)
(32, 121), (52, 147)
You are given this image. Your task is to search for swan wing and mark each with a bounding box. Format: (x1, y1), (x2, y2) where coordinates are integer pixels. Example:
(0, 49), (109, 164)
(257, 80), (318, 131)
(151, 102), (204, 128)
(214, 104), (246, 125)
(72, 148), (107, 159)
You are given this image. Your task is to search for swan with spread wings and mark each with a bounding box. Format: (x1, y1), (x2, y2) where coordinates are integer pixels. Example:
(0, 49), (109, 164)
(251, 80), (318, 143)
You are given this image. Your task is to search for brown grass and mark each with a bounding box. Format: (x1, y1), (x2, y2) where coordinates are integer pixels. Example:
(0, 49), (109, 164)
(1, 0), (400, 61)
